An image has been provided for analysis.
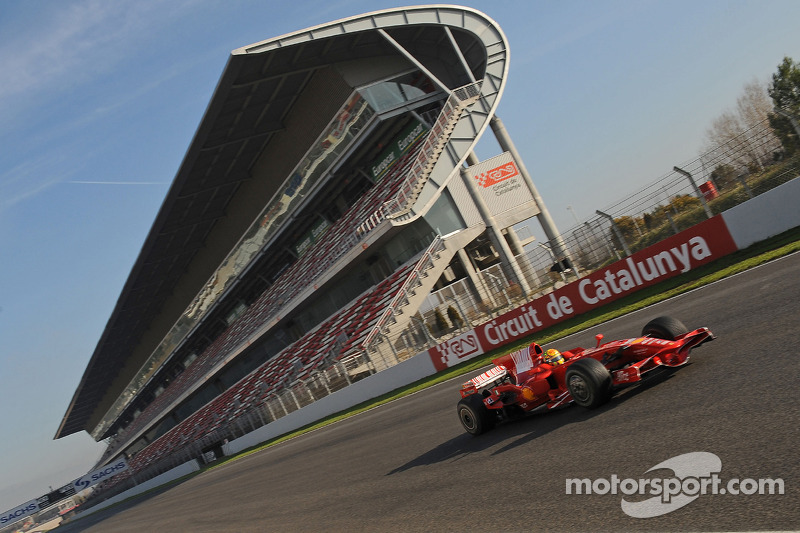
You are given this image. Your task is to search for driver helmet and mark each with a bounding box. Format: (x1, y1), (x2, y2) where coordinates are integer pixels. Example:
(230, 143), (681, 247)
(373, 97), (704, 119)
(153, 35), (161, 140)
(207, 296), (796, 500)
(544, 348), (565, 366)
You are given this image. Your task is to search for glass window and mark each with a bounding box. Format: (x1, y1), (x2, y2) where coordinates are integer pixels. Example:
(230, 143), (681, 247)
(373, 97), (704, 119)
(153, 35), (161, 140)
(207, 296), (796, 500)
(359, 70), (439, 114)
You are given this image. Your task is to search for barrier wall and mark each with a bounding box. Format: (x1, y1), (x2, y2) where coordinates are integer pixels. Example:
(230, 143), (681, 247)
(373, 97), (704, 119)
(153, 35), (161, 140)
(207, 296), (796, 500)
(72, 460), (200, 518)
(223, 176), (800, 456)
(721, 177), (800, 249)
(223, 350), (437, 455)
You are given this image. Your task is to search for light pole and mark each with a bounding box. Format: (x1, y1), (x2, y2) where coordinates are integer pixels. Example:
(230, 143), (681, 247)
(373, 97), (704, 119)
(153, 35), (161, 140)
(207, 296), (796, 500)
(567, 205), (581, 226)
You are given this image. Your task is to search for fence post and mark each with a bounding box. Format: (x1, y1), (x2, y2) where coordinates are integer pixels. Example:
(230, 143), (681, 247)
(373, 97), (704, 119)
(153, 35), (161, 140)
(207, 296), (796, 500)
(673, 166), (713, 219)
(736, 172), (754, 198)
(595, 210), (631, 257)
(665, 211), (679, 235)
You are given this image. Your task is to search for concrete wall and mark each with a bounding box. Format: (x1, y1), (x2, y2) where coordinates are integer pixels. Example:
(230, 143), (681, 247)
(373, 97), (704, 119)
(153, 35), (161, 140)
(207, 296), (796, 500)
(223, 176), (800, 457)
(223, 350), (437, 456)
(74, 460), (200, 517)
(721, 177), (800, 249)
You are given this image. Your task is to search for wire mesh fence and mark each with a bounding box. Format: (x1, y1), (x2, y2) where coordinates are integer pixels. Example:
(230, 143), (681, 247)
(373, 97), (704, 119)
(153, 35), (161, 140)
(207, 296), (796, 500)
(373, 115), (799, 362)
(87, 115), (799, 510)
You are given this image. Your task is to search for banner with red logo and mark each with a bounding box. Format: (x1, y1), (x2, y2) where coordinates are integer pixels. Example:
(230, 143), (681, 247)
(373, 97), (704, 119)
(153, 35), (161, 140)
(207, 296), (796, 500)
(465, 152), (538, 216)
(430, 215), (738, 370)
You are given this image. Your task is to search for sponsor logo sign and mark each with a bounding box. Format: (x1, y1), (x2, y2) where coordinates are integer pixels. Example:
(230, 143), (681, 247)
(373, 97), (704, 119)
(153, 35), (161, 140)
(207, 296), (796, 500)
(474, 160), (519, 188)
(1, 500), (39, 526)
(370, 120), (428, 182)
(72, 458), (129, 492)
(465, 152), (537, 216)
(430, 216), (738, 369)
(430, 331), (484, 371)
(1, 459), (130, 526)
(294, 217), (331, 257)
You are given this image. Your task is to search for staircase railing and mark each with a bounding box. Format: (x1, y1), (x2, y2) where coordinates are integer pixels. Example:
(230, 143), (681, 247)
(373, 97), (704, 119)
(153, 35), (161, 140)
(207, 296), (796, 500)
(356, 81), (482, 236)
(362, 235), (446, 351)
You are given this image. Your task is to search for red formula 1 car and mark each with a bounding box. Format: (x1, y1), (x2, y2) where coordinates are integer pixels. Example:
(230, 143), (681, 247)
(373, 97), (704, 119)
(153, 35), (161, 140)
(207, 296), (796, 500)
(457, 316), (714, 435)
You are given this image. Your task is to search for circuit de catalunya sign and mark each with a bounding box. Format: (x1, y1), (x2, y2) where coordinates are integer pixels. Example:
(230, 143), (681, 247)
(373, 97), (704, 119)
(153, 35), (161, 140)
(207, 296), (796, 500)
(429, 215), (737, 370)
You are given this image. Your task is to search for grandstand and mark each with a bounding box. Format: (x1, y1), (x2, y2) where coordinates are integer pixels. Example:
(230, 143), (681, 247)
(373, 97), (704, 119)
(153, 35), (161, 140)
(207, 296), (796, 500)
(54, 5), (560, 478)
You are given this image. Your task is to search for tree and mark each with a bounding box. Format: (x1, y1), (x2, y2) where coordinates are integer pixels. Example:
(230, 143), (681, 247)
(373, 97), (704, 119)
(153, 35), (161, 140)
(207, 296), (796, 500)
(709, 163), (737, 191)
(428, 308), (449, 335)
(768, 56), (800, 156)
(446, 306), (464, 329)
(667, 194), (701, 212)
(610, 215), (641, 250)
(768, 57), (800, 111)
(704, 79), (779, 171)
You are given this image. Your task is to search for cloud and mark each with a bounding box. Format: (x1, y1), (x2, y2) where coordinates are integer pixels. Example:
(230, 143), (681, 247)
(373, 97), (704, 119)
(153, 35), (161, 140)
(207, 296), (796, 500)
(0, 0), (205, 212)
(0, 157), (68, 213)
(0, 0), (203, 113)
(1, 2), (121, 101)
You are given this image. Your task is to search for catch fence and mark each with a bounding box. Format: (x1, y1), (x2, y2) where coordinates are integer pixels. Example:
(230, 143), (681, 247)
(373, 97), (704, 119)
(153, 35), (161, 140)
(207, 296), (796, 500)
(87, 115), (798, 509)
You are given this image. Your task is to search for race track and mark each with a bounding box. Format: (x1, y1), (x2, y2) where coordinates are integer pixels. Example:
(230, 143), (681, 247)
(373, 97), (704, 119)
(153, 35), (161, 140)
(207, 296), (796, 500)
(60, 252), (800, 532)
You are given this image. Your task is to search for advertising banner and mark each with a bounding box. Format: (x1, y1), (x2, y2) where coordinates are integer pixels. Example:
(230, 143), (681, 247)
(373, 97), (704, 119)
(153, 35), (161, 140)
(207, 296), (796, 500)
(294, 217), (331, 257)
(1, 500), (39, 527)
(1, 459), (130, 527)
(465, 152), (538, 217)
(72, 458), (130, 492)
(370, 119), (428, 182)
(431, 215), (738, 370)
(428, 330), (485, 371)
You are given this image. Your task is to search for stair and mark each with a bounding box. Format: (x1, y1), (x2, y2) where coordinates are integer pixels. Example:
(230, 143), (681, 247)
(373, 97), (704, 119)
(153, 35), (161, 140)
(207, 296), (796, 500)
(384, 83), (481, 221)
(356, 224), (485, 371)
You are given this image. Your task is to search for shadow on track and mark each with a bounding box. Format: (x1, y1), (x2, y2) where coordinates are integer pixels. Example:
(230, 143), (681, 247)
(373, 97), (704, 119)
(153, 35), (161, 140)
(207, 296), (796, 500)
(387, 367), (682, 476)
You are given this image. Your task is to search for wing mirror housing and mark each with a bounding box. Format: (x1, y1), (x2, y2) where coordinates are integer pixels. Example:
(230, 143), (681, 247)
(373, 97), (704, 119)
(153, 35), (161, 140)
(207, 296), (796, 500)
(595, 334), (604, 347)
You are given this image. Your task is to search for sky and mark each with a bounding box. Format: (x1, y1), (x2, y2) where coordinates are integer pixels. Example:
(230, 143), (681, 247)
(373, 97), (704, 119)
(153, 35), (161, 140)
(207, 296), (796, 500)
(1, 0), (798, 512)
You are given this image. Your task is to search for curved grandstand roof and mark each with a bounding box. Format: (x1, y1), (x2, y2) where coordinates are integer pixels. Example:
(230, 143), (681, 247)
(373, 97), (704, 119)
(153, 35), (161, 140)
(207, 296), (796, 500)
(56, 5), (509, 440)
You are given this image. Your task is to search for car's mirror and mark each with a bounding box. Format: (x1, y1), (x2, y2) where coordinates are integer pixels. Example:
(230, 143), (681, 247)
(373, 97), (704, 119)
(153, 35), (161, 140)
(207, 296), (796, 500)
(595, 334), (604, 347)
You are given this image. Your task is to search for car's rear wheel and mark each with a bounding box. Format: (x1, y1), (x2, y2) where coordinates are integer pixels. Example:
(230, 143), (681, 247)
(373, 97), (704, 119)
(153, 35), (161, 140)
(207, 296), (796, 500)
(642, 316), (688, 340)
(566, 358), (612, 409)
(457, 394), (496, 435)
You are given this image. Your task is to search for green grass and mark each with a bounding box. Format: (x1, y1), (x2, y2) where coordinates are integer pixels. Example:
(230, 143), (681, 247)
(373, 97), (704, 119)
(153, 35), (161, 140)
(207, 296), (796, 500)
(210, 224), (800, 467)
(69, 225), (800, 521)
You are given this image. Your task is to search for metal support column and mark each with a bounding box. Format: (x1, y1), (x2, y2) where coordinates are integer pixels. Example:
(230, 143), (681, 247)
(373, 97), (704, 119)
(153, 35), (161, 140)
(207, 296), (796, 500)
(459, 166), (531, 294)
(674, 166), (713, 219)
(456, 248), (485, 306)
(596, 210), (632, 257)
(489, 116), (576, 272)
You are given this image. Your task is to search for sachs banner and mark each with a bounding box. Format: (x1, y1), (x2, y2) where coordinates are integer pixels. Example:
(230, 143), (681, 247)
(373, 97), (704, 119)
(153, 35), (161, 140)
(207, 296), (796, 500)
(430, 215), (737, 371)
(1, 500), (39, 527)
(72, 458), (130, 492)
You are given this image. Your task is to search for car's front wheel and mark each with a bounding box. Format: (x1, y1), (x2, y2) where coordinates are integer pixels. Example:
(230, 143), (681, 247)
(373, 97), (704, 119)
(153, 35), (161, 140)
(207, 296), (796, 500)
(642, 316), (688, 340)
(457, 394), (496, 435)
(565, 358), (612, 408)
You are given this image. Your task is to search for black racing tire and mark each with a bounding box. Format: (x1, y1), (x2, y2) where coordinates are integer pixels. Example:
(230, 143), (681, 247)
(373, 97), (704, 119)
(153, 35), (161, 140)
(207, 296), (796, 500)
(457, 394), (496, 435)
(642, 316), (688, 340)
(566, 358), (613, 409)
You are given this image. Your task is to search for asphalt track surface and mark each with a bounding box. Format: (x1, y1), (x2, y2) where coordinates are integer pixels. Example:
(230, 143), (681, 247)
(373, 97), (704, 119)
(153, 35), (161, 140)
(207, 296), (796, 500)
(60, 252), (800, 532)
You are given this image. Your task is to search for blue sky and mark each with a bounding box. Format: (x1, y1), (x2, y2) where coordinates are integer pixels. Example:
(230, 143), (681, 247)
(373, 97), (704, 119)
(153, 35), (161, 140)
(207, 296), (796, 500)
(1, 0), (798, 512)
